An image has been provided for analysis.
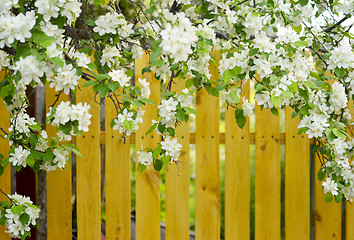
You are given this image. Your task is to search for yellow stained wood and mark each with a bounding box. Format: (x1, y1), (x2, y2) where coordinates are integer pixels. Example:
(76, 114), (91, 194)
(285, 107), (310, 240)
(225, 80), (250, 240)
(135, 53), (160, 240)
(255, 105), (280, 240)
(346, 100), (354, 240)
(46, 86), (72, 240)
(165, 79), (190, 240)
(105, 95), (131, 240)
(0, 69), (11, 240)
(314, 153), (341, 239)
(195, 57), (220, 240)
(76, 80), (101, 240)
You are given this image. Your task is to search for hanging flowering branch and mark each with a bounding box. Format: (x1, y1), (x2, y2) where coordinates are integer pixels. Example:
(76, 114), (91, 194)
(0, 0), (354, 237)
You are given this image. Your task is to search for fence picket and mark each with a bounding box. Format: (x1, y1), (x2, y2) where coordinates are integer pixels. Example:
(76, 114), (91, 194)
(195, 57), (220, 240)
(76, 81), (101, 240)
(0, 69), (11, 240)
(255, 103), (280, 240)
(314, 153), (341, 239)
(135, 54), (161, 240)
(165, 79), (190, 240)
(225, 80), (250, 240)
(285, 107), (310, 240)
(347, 101), (354, 240)
(46, 86), (72, 240)
(105, 96), (131, 240)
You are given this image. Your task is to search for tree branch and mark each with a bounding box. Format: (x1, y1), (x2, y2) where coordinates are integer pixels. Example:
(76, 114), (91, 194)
(324, 16), (349, 33)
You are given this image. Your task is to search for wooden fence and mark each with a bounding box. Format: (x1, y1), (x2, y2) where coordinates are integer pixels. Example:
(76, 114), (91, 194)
(1, 54), (354, 240)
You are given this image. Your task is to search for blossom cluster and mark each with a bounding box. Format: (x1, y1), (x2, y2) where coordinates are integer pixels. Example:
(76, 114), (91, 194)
(47, 101), (92, 140)
(0, 193), (40, 239)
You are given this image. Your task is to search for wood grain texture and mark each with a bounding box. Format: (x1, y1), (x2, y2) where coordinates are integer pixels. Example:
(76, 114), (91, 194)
(285, 107), (310, 240)
(105, 95), (131, 240)
(195, 57), (220, 240)
(314, 153), (341, 240)
(135, 54), (161, 240)
(0, 69), (11, 240)
(255, 105), (280, 240)
(165, 79), (190, 240)
(224, 80), (250, 240)
(76, 80), (101, 240)
(46, 85), (72, 240)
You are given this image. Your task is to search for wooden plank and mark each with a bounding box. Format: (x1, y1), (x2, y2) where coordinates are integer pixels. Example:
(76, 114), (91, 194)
(195, 56), (220, 240)
(165, 79), (190, 240)
(225, 81), (250, 239)
(46, 86), (72, 240)
(347, 100), (354, 240)
(135, 53), (161, 240)
(76, 80), (101, 240)
(0, 69), (11, 240)
(314, 153), (341, 239)
(285, 107), (310, 240)
(105, 96), (131, 240)
(255, 104), (280, 240)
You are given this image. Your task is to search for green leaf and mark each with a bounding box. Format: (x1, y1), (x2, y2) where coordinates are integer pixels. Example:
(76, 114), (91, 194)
(299, 0), (309, 6)
(234, 109), (246, 129)
(152, 145), (162, 159)
(270, 75), (280, 82)
(1, 201), (11, 208)
(294, 40), (308, 47)
(145, 123), (158, 136)
(335, 193), (343, 203)
(162, 155), (171, 165)
(11, 205), (23, 215)
(43, 149), (55, 162)
(205, 85), (219, 97)
(0, 216), (6, 225)
(271, 108), (279, 116)
(324, 192), (333, 203)
(140, 99), (156, 105)
(332, 128), (346, 140)
(334, 67), (346, 78)
(19, 213), (30, 225)
(297, 127), (309, 135)
(223, 70), (233, 82)
(317, 170), (326, 181)
(166, 127), (175, 136)
(51, 57), (64, 68)
(63, 144), (83, 158)
(157, 122), (166, 133)
(249, 48), (259, 56)
(153, 159), (163, 171)
(230, 90), (240, 103)
(281, 91), (294, 98)
(83, 80), (97, 87)
(271, 95), (281, 108)
(184, 107), (197, 115)
(176, 110), (185, 121)
(0, 84), (14, 99)
(137, 163), (147, 174)
(29, 133), (38, 148)
(97, 74), (109, 81)
(288, 82), (298, 92)
(123, 120), (135, 131)
(26, 156), (35, 168)
(97, 85), (110, 98)
(108, 81), (119, 92)
(30, 150), (42, 160)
